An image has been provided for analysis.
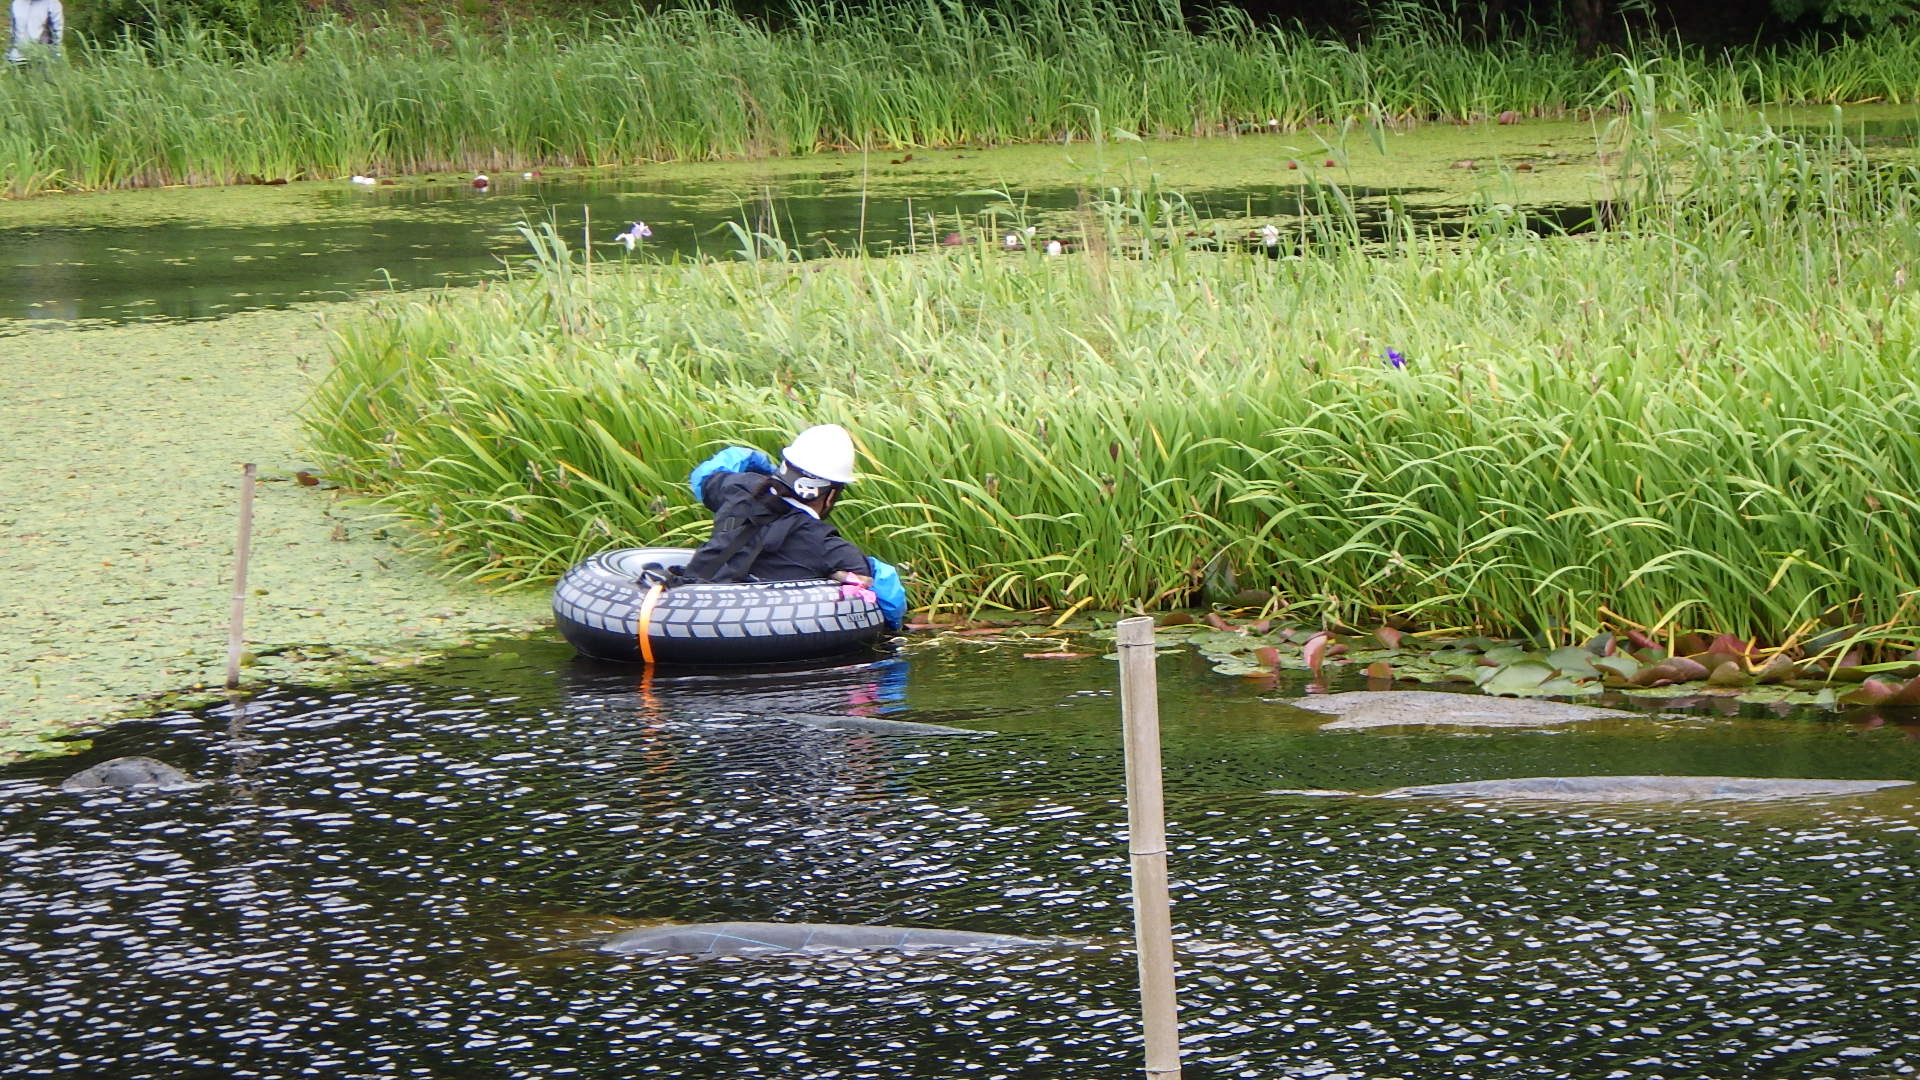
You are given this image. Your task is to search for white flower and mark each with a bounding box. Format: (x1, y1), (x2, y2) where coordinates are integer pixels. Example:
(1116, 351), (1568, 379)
(1260, 224), (1280, 247)
(1044, 239), (1063, 256)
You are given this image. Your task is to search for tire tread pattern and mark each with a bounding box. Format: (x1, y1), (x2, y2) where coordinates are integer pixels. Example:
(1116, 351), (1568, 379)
(552, 547), (886, 663)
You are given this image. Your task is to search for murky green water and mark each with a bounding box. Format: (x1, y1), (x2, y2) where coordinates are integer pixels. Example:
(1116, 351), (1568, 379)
(0, 171), (1489, 327)
(4, 104), (1914, 330)
(2, 641), (1915, 1078)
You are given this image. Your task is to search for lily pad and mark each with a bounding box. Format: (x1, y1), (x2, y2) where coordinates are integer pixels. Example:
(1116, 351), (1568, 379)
(1706, 661), (1753, 688)
(1628, 657), (1711, 687)
(1592, 653), (1640, 679)
(1545, 646), (1601, 677)
(1211, 656), (1272, 677)
(1475, 659), (1601, 698)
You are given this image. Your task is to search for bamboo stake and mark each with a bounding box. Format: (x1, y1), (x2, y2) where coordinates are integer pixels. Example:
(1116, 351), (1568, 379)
(1115, 615), (1182, 1078)
(224, 463), (257, 691)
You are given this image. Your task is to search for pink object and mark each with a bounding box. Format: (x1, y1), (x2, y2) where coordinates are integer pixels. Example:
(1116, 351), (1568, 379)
(1303, 632), (1330, 679)
(839, 582), (879, 605)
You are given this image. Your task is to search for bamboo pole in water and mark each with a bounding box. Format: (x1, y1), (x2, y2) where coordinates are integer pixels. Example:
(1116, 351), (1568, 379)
(224, 463), (256, 691)
(1116, 615), (1182, 1078)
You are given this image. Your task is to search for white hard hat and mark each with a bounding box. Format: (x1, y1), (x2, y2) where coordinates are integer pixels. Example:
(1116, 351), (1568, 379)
(781, 423), (857, 485)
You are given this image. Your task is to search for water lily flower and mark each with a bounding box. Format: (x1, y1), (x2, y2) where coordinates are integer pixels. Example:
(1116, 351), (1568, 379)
(1003, 233), (1022, 250)
(1044, 239), (1063, 256)
(616, 222), (652, 250)
(1385, 348), (1407, 370)
(349, 174), (377, 186)
(1260, 224), (1280, 248)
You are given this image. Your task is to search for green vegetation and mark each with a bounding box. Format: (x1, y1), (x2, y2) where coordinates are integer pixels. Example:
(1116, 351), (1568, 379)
(7, 0), (1920, 197)
(306, 102), (1920, 651)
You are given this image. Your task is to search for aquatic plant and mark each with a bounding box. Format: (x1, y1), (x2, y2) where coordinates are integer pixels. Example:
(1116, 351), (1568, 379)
(306, 114), (1920, 651)
(615, 222), (652, 251)
(5, 2), (1920, 196)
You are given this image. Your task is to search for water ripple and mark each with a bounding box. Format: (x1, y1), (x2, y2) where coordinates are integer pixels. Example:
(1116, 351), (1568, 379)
(1, 644), (1916, 1078)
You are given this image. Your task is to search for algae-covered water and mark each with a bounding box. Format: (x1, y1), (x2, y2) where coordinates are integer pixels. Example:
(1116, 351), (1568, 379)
(1, 640), (1915, 1079)
(0, 305), (553, 756)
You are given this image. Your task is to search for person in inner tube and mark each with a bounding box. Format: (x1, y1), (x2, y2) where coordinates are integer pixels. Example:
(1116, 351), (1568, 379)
(681, 423), (906, 630)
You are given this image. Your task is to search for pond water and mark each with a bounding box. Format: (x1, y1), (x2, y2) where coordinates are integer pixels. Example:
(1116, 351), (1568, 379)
(6, 103), (1916, 331)
(0, 168), (1572, 329)
(3, 639), (1916, 1078)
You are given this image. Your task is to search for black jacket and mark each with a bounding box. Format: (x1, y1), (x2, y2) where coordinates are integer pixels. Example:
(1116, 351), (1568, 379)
(682, 470), (870, 583)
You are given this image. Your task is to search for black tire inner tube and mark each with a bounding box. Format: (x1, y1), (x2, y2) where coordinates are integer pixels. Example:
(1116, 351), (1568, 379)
(552, 547), (887, 664)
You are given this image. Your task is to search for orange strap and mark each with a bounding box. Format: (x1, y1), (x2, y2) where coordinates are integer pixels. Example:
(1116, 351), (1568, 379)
(635, 582), (665, 665)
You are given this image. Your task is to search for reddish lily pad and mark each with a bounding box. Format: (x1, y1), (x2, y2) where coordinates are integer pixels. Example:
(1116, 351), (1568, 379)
(1628, 657), (1711, 687)
(1706, 661), (1753, 688)
(1302, 632), (1331, 679)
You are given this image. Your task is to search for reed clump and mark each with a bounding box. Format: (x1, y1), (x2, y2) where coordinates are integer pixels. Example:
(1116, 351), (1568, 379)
(5, 1), (1920, 197)
(306, 113), (1920, 647)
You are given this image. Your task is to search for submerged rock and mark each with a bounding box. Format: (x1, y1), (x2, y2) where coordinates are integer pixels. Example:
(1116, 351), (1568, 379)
(1379, 775), (1911, 803)
(1291, 690), (1636, 730)
(601, 921), (1054, 956)
(60, 756), (194, 792)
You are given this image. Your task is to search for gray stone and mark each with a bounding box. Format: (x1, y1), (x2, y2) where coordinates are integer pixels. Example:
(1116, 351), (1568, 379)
(601, 921), (1054, 956)
(60, 756), (194, 792)
(1379, 775), (1911, 803)
(1292, 690), (1637, 731)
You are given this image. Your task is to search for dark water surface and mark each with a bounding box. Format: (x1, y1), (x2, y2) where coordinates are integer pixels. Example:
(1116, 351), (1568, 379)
(0, 171), (1533, 328)
(3, 640), (1918, 1078)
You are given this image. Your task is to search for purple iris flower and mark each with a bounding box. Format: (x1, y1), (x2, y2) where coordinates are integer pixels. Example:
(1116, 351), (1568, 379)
(615, 222), (652, 250)
(1385, 348), (1407, 370)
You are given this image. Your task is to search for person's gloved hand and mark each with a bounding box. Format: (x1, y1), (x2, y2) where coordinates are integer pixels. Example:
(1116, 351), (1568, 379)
(838, 581), (879, 605)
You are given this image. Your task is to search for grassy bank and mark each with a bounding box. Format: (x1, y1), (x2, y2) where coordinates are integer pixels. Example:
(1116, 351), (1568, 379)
(305, 111), (1920, 648)
(5, 1), (1920, 197)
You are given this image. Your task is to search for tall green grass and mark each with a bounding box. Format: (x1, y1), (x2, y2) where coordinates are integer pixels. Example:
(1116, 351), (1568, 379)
(304, 109), (1920, 647)
(5, 1), (1920, 196)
